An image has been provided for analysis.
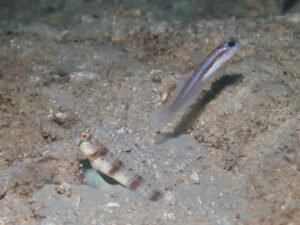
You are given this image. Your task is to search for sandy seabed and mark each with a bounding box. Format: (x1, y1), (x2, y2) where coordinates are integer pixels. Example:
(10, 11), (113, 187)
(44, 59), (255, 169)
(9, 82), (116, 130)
(0, 0), (299, 224)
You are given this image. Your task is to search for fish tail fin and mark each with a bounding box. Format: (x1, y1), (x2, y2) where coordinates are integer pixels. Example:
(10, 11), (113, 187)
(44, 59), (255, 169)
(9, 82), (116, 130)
(150, 103), (178, 130)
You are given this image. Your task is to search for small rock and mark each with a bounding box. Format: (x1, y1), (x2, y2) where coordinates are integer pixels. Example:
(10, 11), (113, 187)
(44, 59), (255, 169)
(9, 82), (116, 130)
(149, 21), (172, 36)
(55, 184), (72, 197)
(106, 202), (120, 208)
(117, 127), (125, 134)
(190, 170), (200, 182)
(151, 75), (162, 83)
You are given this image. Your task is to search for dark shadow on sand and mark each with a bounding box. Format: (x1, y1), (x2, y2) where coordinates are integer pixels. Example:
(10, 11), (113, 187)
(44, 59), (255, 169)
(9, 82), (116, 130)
(155, 74), (243, 144)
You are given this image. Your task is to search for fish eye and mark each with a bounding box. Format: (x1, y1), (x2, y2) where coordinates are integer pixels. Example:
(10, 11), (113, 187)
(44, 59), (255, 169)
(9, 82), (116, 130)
(227, 38), (236, 47)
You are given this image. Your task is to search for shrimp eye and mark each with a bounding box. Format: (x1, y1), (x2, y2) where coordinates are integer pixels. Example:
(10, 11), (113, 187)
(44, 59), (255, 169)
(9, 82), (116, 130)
(227, 38), (236, 47)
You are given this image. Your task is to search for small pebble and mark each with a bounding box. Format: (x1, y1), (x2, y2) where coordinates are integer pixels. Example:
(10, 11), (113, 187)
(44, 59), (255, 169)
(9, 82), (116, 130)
(106, 202), (120, 208)
(165, 191), (175, 201)
(55, 184), (72, 197)
(149, 21), (172, 36)
(69, 71), (98, 81)
(167, 213), (176, 221)
(151, 75), (162, 83)
(117, 127), (125, 134)
(190, 170), (200, 182)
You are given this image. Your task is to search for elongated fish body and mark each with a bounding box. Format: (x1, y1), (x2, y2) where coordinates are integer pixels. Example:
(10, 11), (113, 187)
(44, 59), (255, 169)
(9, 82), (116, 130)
(77, 129), (163, 201)
(150, 38), (239, 129)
